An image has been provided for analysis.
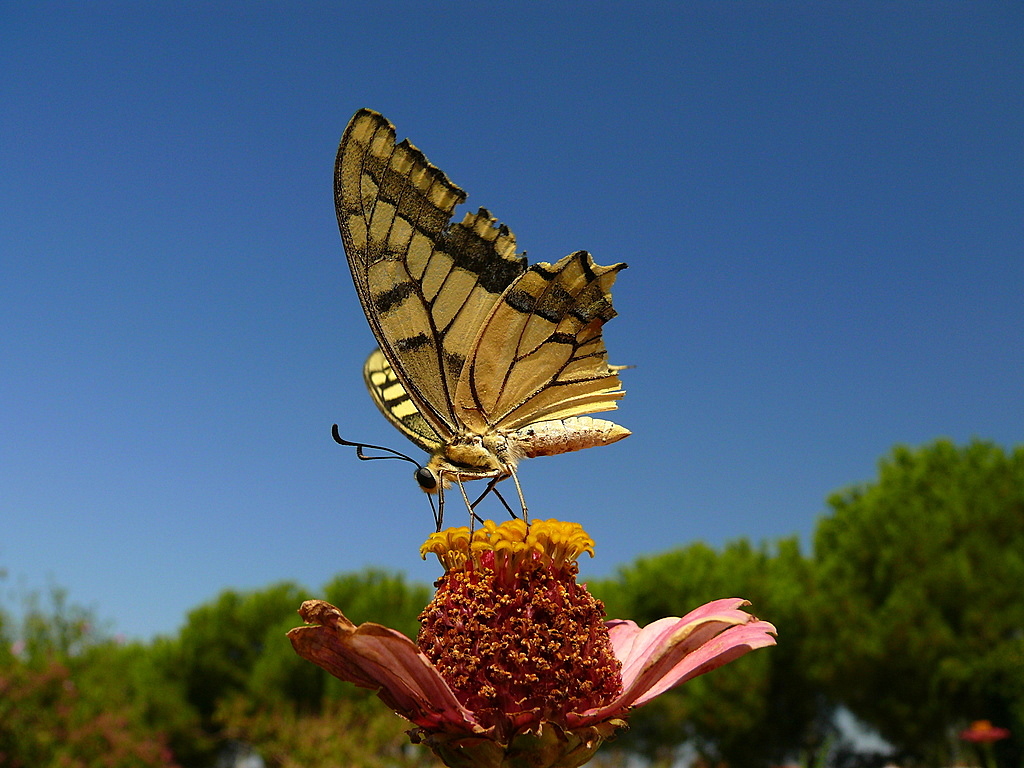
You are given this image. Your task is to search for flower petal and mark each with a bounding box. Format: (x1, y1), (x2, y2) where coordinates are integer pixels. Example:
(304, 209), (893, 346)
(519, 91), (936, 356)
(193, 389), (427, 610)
(572, 598), (776, 724)
(287, 599), (483, 734)
(609, 598), (757, 689)
(621, 619), (777, 707)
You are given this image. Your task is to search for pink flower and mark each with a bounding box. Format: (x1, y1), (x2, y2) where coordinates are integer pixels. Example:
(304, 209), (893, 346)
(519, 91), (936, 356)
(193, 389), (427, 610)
(960, 720), (1011, 743)
(289, 520), (776, 768)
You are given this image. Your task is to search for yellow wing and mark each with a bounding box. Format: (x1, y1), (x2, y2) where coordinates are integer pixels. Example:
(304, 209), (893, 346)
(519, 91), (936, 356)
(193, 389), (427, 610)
(363, 348), (442, 453)
(335, 109), (527, 440)
(455, 251), (627, 433)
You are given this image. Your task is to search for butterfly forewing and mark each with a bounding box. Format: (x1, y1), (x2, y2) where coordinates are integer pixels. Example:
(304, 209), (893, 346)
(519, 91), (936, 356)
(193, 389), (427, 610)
(336, 110), (527, 438)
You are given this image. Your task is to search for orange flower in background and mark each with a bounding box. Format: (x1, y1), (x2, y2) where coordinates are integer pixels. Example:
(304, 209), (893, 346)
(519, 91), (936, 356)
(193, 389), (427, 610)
(289, 519), (777, 768)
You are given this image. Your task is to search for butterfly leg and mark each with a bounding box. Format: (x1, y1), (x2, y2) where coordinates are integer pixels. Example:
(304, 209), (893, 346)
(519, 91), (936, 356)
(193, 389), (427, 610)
(469, 477), (499, 509)
(490, 487), (519, 520)
(454, 476), (486, 530)
(431, 488), (443, 532)
(435, 485), (446, 532)
(436, 482), (484, 530)
(470, 476), (518, 520)
(508, 466), (529, 524)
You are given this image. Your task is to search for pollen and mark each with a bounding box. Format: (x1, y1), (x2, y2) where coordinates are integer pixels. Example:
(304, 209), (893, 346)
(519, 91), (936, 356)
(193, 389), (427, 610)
(417, 519), (621, 739)
(420, 518), (596, 577)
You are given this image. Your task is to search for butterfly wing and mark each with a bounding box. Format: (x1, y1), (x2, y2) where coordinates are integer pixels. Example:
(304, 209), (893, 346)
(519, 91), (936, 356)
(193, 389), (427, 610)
(363, 348), (443, 454)
(336, 109), (528, 439)
(454, 250), (627, 433)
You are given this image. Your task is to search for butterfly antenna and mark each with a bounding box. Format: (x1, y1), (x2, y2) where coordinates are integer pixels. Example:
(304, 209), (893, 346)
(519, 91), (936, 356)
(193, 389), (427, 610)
(333, 425), (444, 526)
(332, 424), (422, 465)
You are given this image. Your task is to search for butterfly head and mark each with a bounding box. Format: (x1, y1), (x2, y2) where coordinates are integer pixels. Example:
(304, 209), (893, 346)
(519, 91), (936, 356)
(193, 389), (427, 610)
(414, 465), (439, 492)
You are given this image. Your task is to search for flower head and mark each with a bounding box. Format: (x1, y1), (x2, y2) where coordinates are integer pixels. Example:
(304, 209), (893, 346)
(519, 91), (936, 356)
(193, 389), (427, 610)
(960, 720), (1011, 743)
(288, 519), (776, 768)
(417, 519), (621, 739)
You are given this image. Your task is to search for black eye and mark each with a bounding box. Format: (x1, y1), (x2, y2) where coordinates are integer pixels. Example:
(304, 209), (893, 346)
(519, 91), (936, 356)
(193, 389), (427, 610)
(415, 467), (437, 490)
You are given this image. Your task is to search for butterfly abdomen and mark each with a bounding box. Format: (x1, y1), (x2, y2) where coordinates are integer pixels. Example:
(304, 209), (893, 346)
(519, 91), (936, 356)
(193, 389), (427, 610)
(510, 417), (631, 458)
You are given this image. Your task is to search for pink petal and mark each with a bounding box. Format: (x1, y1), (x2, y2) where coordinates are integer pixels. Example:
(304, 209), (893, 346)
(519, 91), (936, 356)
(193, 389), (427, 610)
(573, 599), (776, 724)
(623, 619), (777, 707)
(609, 598), (757, 689)
(287, 600), (483, 734)
(604, 597), (748, 670)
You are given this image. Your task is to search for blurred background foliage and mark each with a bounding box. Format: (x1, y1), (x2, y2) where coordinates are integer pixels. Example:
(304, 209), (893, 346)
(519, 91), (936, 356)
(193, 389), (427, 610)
(2, 439), (1021, 768)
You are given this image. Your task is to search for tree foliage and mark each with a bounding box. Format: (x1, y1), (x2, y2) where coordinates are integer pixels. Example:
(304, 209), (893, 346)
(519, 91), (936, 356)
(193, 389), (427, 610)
(159, 570), (427, 764)
(215, 694), (435, 768)
(0, 570), (428, 768)
(170, 580), (310, 722)
(0, 594), (191, 768)
(809, 439), (1024, 766)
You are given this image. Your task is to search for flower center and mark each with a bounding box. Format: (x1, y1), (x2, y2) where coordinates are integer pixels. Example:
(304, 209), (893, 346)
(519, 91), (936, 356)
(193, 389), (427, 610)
(418, 519), (622, 739)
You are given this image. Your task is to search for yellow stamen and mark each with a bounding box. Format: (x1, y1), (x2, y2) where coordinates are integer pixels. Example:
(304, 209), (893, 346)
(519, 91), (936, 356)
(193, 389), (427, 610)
(421, 519), (595, 573)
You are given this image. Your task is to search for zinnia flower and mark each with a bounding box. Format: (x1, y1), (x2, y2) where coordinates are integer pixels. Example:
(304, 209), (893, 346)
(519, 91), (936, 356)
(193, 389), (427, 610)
(288, 519), (776, 768)
(960, 719), (1011, 768)
(960, 720), (1011, 743)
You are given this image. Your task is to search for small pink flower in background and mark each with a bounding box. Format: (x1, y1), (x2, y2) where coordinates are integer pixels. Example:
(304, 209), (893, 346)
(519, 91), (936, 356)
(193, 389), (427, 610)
(960, 720), (1011, 743)
(960, 720), (1011, 768)
(289, 519), (776, 768)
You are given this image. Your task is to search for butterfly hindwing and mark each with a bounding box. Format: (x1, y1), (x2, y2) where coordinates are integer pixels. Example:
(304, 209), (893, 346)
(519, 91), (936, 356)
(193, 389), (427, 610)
(363, 348), (442, 453)
(336, 110), (527, 438)
(455, 251), (627, 433)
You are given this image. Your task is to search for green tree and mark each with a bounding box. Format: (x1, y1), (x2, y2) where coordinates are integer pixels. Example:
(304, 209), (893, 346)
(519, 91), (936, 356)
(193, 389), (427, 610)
(16, 586), (94, 658)
(0, 595), (190, 768)
(199, 570), (432, 766)
(77, 639), (206, 766)
(161, 569), (431, 764)
(170, 581), (310, 723)
(0, 570), (433, 768)
(215, 695), (436, 768)
(809, 439), (1024, 767)
(241, 570), (427, 712)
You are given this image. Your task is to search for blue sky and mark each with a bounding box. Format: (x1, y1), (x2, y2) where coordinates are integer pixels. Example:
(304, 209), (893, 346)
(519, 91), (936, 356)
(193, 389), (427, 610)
(2, 4), (1021, 640)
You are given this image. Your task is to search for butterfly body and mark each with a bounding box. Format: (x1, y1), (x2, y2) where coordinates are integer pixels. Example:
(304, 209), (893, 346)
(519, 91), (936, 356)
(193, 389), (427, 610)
(338, 109), (629, 513)
(424, 416), (629, 489)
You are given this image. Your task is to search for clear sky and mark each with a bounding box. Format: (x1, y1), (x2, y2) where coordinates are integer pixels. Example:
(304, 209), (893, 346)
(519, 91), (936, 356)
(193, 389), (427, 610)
(2, 4), (1021, 640)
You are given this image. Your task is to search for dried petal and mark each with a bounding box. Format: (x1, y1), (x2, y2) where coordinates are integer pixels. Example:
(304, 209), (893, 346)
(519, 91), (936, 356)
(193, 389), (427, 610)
(287, 599), (483, 734)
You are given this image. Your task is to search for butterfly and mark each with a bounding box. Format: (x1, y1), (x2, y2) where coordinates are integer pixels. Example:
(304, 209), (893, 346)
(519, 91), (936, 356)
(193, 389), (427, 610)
(334, 109), (629, 528)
